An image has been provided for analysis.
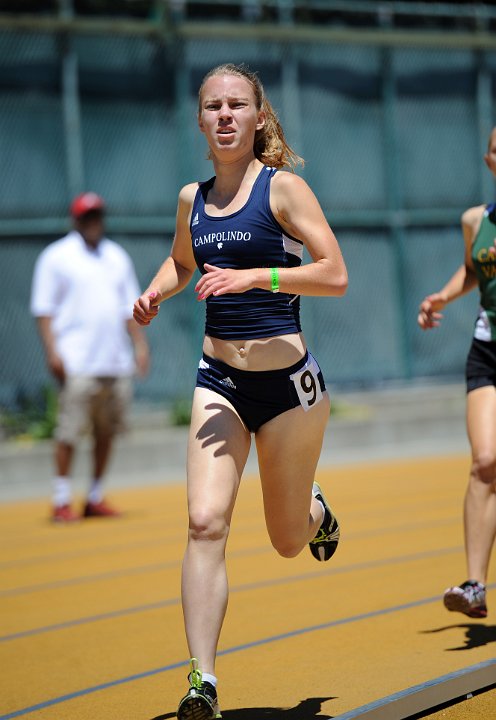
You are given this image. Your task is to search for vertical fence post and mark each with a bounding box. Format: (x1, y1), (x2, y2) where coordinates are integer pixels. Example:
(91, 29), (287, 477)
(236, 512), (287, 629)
(280, 43), (302, 163)
(174, 39), (192, 190)
(382, 45), (412, 380)
(59, 0), (85, 199)
(475, 49), (494, 201)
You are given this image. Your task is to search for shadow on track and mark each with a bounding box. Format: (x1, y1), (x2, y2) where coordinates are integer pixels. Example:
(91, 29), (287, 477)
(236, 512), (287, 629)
(421, 623), (496, 651)
(150, 696), (337, 720)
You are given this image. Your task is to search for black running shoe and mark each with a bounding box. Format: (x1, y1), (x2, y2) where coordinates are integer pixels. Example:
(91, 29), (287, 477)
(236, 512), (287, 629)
(443, 580), (487, 618)
(309, 482), (340, 562)
(177, 658), (222, 720)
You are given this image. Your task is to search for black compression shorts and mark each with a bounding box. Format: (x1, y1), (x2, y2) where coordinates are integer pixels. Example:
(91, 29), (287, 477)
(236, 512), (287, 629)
(466, 337), (496, 393)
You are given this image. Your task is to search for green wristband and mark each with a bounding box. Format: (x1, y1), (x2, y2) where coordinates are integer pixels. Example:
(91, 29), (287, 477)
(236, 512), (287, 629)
(270, 267), (279, 293)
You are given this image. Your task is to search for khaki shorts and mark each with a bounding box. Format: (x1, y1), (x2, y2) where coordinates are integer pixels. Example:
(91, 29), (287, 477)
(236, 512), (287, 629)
(55, 376), (133, 445)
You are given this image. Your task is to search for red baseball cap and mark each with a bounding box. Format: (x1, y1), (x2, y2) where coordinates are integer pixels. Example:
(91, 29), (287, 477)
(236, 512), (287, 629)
(70, 192), (106, 219)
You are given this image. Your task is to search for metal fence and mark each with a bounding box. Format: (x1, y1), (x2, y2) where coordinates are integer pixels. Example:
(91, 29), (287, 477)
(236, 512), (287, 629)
(0, 7), (494, 409)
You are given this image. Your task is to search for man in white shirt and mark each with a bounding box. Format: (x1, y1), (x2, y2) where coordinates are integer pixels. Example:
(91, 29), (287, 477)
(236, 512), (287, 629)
(31, 192), (150, 522)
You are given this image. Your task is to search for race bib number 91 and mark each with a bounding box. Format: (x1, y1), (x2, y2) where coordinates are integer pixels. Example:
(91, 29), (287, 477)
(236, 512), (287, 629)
(290, 354), (324, 412)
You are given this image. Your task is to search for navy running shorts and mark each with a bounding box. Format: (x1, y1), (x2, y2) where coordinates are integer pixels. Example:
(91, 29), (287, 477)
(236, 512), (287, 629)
(466, 337), (496, 393)
(196, 350), (326, 433)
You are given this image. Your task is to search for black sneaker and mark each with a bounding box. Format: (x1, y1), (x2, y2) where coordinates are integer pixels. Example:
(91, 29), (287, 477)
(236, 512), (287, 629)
(309, 482), (340, 562)
(443, 580), (487, 618)
(177, 658), (222, 720)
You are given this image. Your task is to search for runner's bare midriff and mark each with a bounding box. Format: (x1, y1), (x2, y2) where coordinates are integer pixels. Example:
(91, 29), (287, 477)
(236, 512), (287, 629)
(203, 333), (307, 371)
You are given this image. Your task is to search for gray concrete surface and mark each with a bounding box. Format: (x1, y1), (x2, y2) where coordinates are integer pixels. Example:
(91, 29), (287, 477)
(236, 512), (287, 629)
(0, 380), (470, 503)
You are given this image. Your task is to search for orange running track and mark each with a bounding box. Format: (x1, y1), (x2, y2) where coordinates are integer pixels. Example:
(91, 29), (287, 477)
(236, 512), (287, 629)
(1, 455), (494, 719)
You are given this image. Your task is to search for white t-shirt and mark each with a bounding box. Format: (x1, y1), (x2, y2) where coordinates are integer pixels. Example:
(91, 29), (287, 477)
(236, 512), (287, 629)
(30, 231), (141, 377)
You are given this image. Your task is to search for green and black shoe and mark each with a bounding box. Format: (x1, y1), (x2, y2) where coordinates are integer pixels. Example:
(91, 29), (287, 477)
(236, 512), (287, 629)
(309, 482), (340, 562)
(177, 658), (222, 720)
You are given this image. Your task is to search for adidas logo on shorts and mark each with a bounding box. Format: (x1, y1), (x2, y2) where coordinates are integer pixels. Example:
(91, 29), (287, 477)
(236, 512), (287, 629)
(219, 376), (236, 390)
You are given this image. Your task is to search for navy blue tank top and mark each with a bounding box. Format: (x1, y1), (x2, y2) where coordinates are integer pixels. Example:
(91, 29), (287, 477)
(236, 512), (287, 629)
(190, 166), (303, 340)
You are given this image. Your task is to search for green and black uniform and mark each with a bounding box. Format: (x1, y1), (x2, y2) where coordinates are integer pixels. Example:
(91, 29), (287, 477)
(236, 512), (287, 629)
(466, 203), (496, 392)
(471, 203), (496, 341)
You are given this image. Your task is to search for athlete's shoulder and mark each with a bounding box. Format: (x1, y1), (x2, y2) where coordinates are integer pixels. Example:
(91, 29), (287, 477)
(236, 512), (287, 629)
(461, 204), (486, 228)
(270, 169), (313, 207)
(178, 182), (200, 205)
(176, 183), (201, 229)
(271, 168), (307, 191)
(173, 183), (203, 239)
(270, 170), (321, 221)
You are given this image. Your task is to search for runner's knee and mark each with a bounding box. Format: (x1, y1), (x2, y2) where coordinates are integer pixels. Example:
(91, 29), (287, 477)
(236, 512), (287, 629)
(188, 507), (229, 543)
(268, 528), (304, 559)
(471, 450), (496, 485)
